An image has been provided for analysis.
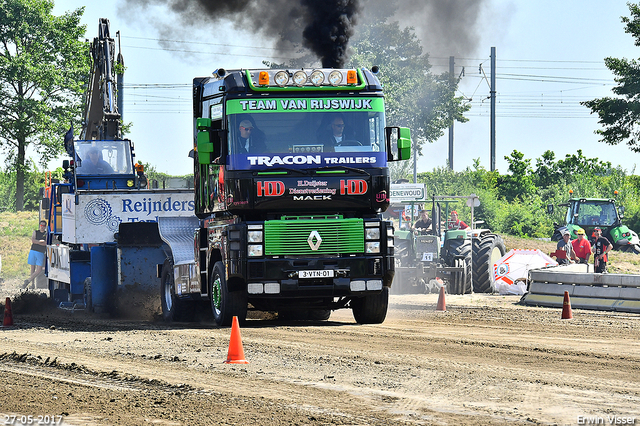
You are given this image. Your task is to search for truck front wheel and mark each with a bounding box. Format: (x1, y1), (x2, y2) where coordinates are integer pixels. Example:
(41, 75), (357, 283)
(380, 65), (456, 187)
(351, 287), (389, 324)
(210, 261), (248, 326)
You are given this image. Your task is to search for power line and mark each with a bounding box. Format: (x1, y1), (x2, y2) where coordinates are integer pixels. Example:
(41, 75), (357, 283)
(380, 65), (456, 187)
(125, 35), (284, 53)
(122, 43), (294, 60)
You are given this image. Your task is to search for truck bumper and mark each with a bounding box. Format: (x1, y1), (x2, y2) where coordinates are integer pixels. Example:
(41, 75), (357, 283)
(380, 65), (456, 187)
(235, 255), (394, 298)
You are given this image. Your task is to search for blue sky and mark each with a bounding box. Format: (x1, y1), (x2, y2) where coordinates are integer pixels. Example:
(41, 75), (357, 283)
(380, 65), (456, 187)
(45, 0), (640, 176)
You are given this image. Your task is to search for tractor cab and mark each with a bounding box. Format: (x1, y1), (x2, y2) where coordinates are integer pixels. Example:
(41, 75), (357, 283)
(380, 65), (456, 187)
(550, 197), (640, 253)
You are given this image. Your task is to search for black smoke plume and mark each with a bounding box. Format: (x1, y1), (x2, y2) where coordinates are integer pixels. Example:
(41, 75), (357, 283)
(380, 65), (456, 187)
(301, 1), (360, 67)
(360, 0), (496, 59)
(119, 0), (360, 68)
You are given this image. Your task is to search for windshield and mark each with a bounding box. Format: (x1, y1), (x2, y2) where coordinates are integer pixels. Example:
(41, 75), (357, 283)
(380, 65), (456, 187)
(574, 201), (618, 227)
(225, 97), (386, 169)
(74, 140), (134, 175)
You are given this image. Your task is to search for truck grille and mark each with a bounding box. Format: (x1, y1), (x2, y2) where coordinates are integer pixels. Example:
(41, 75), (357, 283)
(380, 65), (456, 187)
(264, 217), (364, 255)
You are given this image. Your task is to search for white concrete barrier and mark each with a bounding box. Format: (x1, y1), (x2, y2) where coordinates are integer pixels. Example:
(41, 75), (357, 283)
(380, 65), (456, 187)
(521, 265), (640, 313)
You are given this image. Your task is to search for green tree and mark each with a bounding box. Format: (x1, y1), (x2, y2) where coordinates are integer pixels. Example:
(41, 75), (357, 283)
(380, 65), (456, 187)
(347, 8), (470, 185)
(582, 2), (640, 152)
(497, 150), (536, 201)
(0, 0), (89, 211)
(348, 19), (470, 158)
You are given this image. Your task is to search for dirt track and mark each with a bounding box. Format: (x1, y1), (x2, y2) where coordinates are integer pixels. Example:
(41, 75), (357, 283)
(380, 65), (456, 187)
(1, 293), (639, 426)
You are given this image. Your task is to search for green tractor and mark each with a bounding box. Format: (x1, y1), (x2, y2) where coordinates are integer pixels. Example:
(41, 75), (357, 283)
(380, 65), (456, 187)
(393, 196), (506, 295)
(549, 195), (640, 254)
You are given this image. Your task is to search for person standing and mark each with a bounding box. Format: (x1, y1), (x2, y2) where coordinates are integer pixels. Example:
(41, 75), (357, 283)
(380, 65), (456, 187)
(571, 228), (592, 264)
(592, 227), (613, 273)
(556, 230), (577, 264)
(25, 220), (47, 288)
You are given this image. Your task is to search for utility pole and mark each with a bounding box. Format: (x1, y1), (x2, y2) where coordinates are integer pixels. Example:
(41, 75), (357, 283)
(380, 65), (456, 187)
(413, 142), (417, 183)
(448, 56), (455, 170)
(490, 47), (496, 172)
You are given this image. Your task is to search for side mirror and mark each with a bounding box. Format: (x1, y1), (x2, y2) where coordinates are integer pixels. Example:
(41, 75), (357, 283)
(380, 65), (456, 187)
(196, 118), (213, 165)
(619, 205), (625, 218)
(385, 126), (411, 161)
(547, 204), (554, 215)
(41, 198), (50, 211)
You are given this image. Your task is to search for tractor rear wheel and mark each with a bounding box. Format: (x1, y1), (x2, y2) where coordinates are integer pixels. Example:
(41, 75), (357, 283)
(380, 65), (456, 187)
(472, 234), (506, 293)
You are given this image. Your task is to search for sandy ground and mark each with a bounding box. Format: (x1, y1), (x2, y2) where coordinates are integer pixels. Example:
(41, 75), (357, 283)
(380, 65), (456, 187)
(0, 285), (639, 426)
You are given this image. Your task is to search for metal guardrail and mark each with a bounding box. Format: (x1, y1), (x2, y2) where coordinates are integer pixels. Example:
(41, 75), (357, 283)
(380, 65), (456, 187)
(521, 264), (640, 313)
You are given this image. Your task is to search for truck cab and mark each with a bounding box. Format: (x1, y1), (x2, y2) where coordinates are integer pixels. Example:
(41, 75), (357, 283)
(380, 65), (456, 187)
(159, 67), (411, 325)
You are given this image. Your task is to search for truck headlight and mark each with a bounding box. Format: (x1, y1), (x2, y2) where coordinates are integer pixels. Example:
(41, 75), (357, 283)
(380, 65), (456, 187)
(365, 228), (380, 240)
(293, 70), (307, 86)
(329, 70), (343, 86)
(365, 242), (380, 253)
(248, 230), (263, 243)
(274, 71), (289, 87)
(310, 70), (324, 86)
(248, 244), (263, 257)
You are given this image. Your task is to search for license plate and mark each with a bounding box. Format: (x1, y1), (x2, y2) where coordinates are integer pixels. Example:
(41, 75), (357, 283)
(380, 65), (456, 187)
(421, 252), (434, 262)
(299, 269), (335, 279)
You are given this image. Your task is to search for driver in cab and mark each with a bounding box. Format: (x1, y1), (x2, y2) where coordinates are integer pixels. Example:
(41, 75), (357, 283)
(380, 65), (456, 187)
(79, 147), (114, 174)
(412, 209), (432, 235)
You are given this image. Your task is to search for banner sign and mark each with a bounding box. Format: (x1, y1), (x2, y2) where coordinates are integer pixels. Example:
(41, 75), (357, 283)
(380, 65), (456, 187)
(389, 184), (426, 203)
(62, 190), (195, 244)
(226, 97), (384, 114)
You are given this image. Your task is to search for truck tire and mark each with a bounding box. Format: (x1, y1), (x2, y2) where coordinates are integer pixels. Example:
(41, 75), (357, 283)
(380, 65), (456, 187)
(472, 234), (506, 293)
(210, 261), (248, 326)
(445, 238), (472, 295)
(278, 309), (308, 320)
(278, 309), (331, 321)
(308, 309), (331, 321)
(161, 258), (194, 322)
(351, 287), (389, 324)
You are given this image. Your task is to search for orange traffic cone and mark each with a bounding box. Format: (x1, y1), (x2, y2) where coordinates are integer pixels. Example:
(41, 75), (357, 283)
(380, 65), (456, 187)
(2, 297), (14, 327)
(436, 286), (446, 312)
(224, 316), (249, 364)
(561, 291), (573, 320)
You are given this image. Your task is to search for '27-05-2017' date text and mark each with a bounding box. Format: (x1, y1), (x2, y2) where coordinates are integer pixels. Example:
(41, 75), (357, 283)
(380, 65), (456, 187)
(2, 415), (64, 426)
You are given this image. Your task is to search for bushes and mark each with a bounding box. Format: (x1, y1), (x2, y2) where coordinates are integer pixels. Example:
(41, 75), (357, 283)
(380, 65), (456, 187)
(492, 197), (552, 238)
(0, 165), (49, 212)
(412, 151), (640, 239)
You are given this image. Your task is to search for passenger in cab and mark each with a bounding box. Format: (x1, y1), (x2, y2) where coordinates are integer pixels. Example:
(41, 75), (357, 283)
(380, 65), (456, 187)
(447, 210), (469, 230)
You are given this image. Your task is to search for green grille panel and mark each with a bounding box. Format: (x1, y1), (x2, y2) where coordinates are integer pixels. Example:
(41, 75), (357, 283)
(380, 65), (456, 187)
(265, 218), (364, 255)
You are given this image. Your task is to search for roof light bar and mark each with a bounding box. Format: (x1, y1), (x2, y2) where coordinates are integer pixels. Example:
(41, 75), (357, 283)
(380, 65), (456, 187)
(248, 69), (360, 89)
